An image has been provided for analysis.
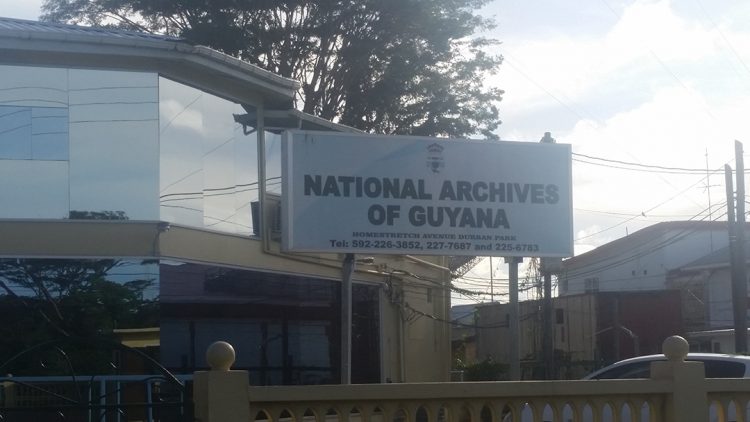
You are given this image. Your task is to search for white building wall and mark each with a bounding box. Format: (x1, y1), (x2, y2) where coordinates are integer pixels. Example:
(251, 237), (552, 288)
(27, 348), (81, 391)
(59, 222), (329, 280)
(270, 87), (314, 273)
(706, 268), (750, 330)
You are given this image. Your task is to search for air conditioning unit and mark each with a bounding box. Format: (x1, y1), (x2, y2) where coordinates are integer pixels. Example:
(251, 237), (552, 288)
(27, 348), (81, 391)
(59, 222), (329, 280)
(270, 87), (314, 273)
(251, 193), (282, 239)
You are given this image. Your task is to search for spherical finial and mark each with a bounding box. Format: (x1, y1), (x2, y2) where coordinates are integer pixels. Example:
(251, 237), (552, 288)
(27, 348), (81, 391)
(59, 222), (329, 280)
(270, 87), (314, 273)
(206, 341), (236, 371)
(662, 335), (689, 362)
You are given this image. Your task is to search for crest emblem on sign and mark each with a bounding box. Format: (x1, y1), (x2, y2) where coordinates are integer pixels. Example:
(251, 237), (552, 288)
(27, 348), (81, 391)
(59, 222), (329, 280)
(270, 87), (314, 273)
(426, 143), (445, 173)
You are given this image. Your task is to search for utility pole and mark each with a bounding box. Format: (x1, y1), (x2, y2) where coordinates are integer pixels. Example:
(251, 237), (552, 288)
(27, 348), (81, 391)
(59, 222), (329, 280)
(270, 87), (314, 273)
(539, 132), (556, 379)
(734, 141), (748, 353)
(726, 161), (747, 354)
(705, 149), (717, 251)
(506, 256), (523, 380)
(489, 256), (494, 302)
(541, 260), (554, 379)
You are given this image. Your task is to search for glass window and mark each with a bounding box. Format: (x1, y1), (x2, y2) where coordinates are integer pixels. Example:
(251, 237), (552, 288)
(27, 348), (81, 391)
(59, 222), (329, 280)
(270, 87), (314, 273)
(69, 69), (159, 220)
(0, 160), (69, 218)
(555, 308), (564, 324)
(559, 278), (568, 293)
(591, 361), (652, 379)
(352, 283), (381, 383)
(0, 105), (68, 160)
(32, 107), (69, 160)
(159, 261), (381, 384)
(701, 360), (746, 378)
(159, 77), (259, 235)
(0, 258), (159, 376)
(592, 358), (748, 379)
(0, 106), (31, 158)
(0, 65), (166, 220)
(0, 65), (68, 108)
(264, 131), (283, 195)
(584, 277), (599, 293)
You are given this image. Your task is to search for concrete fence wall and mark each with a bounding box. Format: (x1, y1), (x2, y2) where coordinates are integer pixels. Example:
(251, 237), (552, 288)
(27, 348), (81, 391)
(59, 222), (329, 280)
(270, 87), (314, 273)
(194, 337), (750, 422)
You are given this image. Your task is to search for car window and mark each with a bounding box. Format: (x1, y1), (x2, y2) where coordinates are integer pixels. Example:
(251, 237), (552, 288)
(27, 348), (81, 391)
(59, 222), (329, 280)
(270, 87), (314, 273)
(591, 361), (652, 379)
(589, 356), (750, 380)
(700, 360), (746, 378)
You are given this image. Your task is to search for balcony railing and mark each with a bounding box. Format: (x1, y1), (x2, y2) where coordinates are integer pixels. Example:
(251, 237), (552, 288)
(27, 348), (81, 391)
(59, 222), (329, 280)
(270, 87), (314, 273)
(194, 336), (750, 422)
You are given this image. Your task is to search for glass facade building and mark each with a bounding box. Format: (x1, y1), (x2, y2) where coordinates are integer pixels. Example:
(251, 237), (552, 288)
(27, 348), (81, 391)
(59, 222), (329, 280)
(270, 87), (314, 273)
(0, 17), (452, 386)
(0, 65), (261, 233)
(0, 64), (381, 383)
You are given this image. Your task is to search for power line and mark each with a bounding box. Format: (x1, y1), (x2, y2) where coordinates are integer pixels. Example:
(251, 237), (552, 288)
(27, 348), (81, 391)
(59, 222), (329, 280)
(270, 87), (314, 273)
(565, 207), (728, 281)
(575, 208), (699, 219)
(575, 174), (722, 242)
(572, 152), (723, 174)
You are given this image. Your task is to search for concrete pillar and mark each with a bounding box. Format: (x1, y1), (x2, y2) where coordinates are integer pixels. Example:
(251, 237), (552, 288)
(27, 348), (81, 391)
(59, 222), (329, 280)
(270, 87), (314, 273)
(650, 336), (708, 422)
(193, 341), (250, 422)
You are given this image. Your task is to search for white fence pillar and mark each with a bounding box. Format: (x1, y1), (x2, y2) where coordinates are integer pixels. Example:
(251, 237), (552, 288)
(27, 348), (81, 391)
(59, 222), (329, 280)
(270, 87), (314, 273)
(193, 341), (250, 422)
(651, 335), (708, 422)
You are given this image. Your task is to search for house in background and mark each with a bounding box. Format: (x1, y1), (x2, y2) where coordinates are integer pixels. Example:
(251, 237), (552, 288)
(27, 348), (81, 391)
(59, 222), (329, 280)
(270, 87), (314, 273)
(469, 290), (681, 379)
(559, 221), (750, 351)
(667, 245), (750, 352)
(0, 16), (457, 383)
(455, 221), (750, 379)
(450, 304), (478, 367)
(559, 221), (733, 296)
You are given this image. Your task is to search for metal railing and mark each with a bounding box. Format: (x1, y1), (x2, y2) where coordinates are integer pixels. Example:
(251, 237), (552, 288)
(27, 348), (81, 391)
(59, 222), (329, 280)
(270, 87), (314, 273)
(0, 374), (193, 422)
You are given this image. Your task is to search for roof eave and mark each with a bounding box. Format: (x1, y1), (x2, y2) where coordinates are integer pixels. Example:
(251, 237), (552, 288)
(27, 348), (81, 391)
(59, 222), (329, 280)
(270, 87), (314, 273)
(0, 28), (299, 107)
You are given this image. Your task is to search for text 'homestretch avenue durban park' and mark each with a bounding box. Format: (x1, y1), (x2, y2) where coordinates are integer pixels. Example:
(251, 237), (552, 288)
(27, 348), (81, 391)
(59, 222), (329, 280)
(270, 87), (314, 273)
(303, 174), (560, 253)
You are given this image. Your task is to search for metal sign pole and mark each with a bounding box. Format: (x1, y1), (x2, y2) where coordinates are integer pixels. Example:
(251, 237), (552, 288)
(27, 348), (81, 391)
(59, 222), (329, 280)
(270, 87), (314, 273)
(341, 253), (355, 384)
(506, 256), (523, 380)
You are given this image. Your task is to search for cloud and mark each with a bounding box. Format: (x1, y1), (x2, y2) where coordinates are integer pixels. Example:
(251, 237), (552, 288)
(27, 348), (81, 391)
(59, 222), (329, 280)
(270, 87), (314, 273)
(495, 0), (744, 119)
(562, 84), (745, 249)
(605, 0), (715, 64)
(485, 0), (750, 256)
(0, 0), (44, 20)
(571, 86), (735, 165)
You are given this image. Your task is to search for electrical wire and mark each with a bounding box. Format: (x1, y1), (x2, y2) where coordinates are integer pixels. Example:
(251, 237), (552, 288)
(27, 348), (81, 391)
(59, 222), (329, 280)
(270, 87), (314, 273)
(575, 173), (725, 241)
(564, 207), (729, 281)
(572, 155), (722, 175)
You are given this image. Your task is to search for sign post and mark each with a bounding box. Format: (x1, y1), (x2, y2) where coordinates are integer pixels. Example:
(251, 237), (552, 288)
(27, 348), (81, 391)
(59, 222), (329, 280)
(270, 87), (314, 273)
(341, 253), (354, 384)
(506, 256), (523, 380)
(281, 130), (573, 384)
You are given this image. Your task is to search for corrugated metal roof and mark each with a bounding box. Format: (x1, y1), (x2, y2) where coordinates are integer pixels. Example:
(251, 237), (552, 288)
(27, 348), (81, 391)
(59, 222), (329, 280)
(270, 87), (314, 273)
(678, 246), (731, 270)
(0, 16), (182, 43)
(0, 15), (300, 104)
(675, 239), (750, 272)
(563, 221), (733, 269)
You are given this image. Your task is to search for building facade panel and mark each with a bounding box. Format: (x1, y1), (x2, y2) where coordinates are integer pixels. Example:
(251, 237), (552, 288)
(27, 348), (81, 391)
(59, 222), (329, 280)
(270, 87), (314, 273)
(0, 160), (69, 218)
(159, 76), (259, 235)
(0, 65), (68, 108)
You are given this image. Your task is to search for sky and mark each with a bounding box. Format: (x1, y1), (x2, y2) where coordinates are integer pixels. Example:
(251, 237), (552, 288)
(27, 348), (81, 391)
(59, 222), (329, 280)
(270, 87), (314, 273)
(2, 0), (749, 304)
(455, 0), (750, 305)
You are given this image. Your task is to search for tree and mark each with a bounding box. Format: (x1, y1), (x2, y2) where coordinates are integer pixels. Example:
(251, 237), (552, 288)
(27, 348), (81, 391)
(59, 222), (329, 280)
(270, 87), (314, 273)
(0, 259), (158, 374)
(41, 0), (503, 139)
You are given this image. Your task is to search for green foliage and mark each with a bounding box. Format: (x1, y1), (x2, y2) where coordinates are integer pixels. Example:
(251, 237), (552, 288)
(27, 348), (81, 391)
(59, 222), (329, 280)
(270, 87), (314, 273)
(68, 210), (129, 220)
(41, 0), (503, 139)
(0, 259), (158, 375)
(456, 357), (509, 381)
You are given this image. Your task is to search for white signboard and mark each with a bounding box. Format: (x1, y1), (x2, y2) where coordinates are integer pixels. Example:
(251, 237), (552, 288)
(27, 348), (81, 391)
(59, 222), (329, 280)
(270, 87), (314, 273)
(281, 131), (572, 257)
